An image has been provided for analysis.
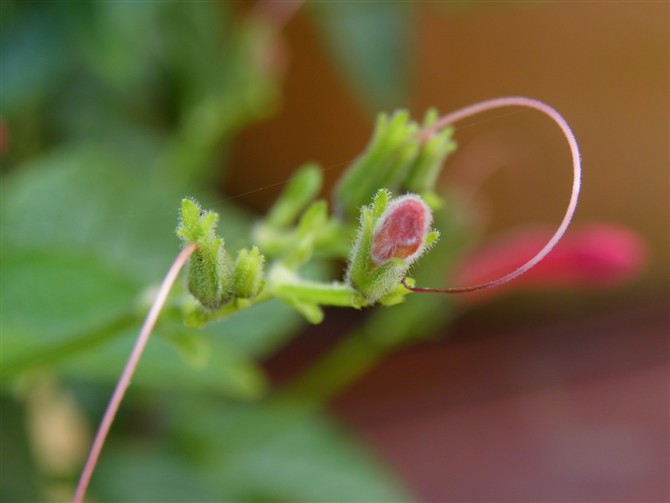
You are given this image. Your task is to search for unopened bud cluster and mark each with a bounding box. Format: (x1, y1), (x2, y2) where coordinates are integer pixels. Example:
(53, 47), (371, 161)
(177, 108), (453, 320)
(177, 199), (265, 310)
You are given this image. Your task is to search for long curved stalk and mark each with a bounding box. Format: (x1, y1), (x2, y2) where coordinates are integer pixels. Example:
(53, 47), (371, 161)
(407, 96), (582, 294)
(72, 243), (197, 503)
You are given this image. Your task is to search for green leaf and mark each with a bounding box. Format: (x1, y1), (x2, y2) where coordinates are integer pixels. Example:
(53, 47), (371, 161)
(91, 442), (218, 503)
(86, 398), (410, 502)
(173, 399), (412, 503)
(56, 323), (268, 400)
(0, 250), (138, 374)
(176, 198), (204, 242)
(310, 2), (413, 109)
(1, 145), (184, 280)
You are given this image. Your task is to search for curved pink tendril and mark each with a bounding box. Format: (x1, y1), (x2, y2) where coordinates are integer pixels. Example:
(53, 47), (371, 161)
(406, 96), (582, 294)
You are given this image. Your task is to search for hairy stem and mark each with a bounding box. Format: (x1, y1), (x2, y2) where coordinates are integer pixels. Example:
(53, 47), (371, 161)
(72, 243), (197, 503)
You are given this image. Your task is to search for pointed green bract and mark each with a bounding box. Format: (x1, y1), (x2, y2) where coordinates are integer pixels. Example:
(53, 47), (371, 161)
(333, 108), (456, 219)
(265, 163), (323, 228)
(333, 111), (421, 218)
(403, 110), (457, 203)
(233, 246), (265, 299)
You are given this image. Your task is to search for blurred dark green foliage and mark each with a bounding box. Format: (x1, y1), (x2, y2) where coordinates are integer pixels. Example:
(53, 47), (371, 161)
(0, 2), (471, 501)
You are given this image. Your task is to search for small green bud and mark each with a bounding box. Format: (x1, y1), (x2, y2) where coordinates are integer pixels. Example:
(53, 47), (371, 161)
(177, 198), (234, 310)
(233, 246), (265, 299)
(346, 190), (438, 306)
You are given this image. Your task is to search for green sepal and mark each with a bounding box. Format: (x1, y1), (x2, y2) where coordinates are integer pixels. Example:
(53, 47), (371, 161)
(186, 236), (234, 310)
(182, 295), (258, 329)
(333, 111), (420, 218)
(282, 200), (329, 270)
(346, 189), (400, 305)
(177, 198), (219, 243)
(403, 109), (457, 196)
(371, 187), (390, 219)
(265, 163), (323, 228)
(280, 298), (324, 324)
(233, 246), (265, 299)
(378, 278), (413, 307)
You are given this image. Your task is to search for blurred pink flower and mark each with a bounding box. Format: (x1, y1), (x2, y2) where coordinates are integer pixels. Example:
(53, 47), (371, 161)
(454, 224), (648, 300)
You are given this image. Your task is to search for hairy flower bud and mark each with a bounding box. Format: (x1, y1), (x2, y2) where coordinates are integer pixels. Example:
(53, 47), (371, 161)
(371, 195), (433, 264)
(346, 190), (439, 306)
(177, 198), (234, 310)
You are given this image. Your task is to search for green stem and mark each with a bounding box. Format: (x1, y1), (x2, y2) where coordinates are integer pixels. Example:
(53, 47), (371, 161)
(73, 243), (196, 503)
(273, 279), (359, 307)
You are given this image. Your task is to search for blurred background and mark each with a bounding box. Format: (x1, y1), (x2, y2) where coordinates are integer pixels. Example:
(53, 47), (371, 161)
(225, 4), (670, 498)
(1, 1), (668, 502)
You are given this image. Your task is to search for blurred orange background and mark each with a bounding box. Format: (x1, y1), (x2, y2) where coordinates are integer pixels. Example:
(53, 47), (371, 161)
(235, 2), (668, 501)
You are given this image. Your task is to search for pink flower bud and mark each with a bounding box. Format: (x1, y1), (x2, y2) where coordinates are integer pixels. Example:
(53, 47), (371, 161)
(455, 224), (648, 300)
(371, 195), (432, 265)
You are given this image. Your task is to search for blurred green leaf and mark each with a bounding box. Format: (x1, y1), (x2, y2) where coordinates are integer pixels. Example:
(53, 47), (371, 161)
(215, 406), (410, 502)
(0, 395), (40, 502)
(63, 1), (165, 90)
(0, 250), (138, 371)
(2, 1), (280, 181)
(0, 144), (304, 396)
(161, 399), (412, 503)
(56, 324), (268, 400)
(161, 15), (282, 183)
(0, 4), (72, 116)
(90, 399), (408, 503)
(1, 145), (187, 279)
(310, 2), (413, 109)
(91, 442), (218, 503)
